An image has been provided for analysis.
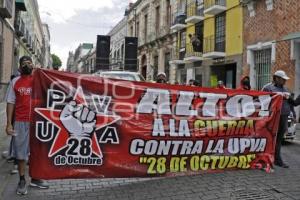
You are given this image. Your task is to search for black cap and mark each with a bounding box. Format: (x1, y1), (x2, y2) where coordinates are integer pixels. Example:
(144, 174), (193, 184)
(19, 56), (32, 65)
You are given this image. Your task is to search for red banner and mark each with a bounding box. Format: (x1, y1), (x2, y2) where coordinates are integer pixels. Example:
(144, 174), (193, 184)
(30, 69), (282, 179)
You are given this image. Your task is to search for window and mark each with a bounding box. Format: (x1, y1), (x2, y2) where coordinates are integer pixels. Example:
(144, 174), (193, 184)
(155, 6), (160, 35)
(179, 0), (186, 13)
(166, 0), (171, 26)
(195, 21), (204, 52)
(130, 25), (134, 37)
(215, 12), (226, 52)
(165, 53), (170, 79)
(180, 30), (186, 49)
(144, 14), (148, 43)
(254, 48), (272, 90)
(136, 21), (139, 38)
(154, 55), (159, 80)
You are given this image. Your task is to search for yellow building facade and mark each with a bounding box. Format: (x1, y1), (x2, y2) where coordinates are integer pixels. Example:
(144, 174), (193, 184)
(170, 0), (243, 87)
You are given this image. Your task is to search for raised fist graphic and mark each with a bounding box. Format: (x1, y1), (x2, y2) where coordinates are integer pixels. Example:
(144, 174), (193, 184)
(60, 101), (96, 137)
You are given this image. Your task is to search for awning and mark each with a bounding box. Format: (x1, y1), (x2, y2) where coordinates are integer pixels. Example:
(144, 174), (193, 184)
(281, 32), (300, 41)
(15, 0), (27, 11)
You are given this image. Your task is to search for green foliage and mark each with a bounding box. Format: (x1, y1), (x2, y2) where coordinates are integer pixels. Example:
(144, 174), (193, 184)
(51, 54), (62, 70)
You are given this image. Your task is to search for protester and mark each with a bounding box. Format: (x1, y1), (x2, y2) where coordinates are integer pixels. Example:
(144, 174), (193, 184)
(193, 80), (201, 87)
(188, 79), (195, 86)
(216, 80), (226, 89)
(6, 56), (49, 195)
(156, 72), (167, 84)
(238, 76), (251, 90)
(262, 70), (292, 168)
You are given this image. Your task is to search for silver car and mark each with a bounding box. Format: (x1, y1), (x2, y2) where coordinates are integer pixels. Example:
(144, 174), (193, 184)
(95, 71), (145, 82)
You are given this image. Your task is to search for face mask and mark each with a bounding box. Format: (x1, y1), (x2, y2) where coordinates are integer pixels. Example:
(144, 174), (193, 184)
(242, 80), (250, 86)
(157, 79), (166, 83)
(21, 64), (33, 75)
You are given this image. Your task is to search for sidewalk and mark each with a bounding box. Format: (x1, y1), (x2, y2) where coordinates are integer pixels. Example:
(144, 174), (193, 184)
(1, 101), (300, 200)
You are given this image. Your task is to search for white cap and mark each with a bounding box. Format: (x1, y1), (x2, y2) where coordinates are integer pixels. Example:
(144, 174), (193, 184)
(274, 70), (289, 80)
(157, 72), (166, 77)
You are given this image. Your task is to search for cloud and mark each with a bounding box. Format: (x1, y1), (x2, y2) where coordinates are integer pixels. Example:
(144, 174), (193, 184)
(38, 0), (131, 69)
(39, 0), (115, 23)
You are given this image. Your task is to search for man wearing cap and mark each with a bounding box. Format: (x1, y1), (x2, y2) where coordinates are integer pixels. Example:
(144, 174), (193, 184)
(216, 80), (226, 89)
(156, 72), (167, 84)
(262, 70), (292, 168)
(6, 56), (49, 195)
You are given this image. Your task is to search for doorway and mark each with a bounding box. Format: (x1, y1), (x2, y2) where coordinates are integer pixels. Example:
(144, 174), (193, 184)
(210, 63), (237, 88)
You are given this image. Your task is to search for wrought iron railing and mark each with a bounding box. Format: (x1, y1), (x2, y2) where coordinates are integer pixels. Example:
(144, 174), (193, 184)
(204, 0), (226, 10)
(171, 47), (185, 61)
(187, 2), (204, 18)
(185, 43), (203, 58)
(172, 10), (187, 26)
(203, 35), (225, 54)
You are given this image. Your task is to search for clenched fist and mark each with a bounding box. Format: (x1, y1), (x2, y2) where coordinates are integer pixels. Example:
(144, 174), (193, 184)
(60, 101), (96, 137)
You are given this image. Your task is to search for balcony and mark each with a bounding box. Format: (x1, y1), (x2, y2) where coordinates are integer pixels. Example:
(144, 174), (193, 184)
(22, 30), (29, 43)
(171, 12), (186, 32)
(204, 0), (226, 15)
(203, 35), (226, 58)
(184, 44), (203, 62)
(185, 2), (204, 24)
(170, 47), (186, 64)
(15, 17), (25, 37)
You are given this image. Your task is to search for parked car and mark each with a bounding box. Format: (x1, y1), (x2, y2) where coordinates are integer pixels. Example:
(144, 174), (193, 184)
(94, 71), (145, 82)
(284, 112), (297, 140)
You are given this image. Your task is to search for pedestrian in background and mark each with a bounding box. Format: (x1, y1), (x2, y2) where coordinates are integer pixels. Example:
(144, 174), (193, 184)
(188, 34), (201, 52)
(262, 70), (292, 168)
(156, 72), (167, 84)
(238, 76), (251, 90)
(6, 56), (49, 195)
(216, 80), (226, 89)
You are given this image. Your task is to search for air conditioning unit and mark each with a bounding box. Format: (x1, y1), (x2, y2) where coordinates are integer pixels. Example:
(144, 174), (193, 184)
(0, 0), (13, 18)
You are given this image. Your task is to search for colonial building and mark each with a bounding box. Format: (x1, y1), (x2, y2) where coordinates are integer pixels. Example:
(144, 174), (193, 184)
(42, 23), (52, 68)
(14, 0), (46, 70)
(242, 0), (300, 119)
(126, 0), (174, 81)
(0, 0), (15, 100)
(67, 43), (94, 73)
(66, 51), (75, 72)
(80, 47), (96, 74)
(170, 0), (243, 86)
(108, 15), (128, 70)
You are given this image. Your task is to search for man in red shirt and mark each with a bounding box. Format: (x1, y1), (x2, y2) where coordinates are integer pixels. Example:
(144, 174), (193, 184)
(6, 56), (49, 195)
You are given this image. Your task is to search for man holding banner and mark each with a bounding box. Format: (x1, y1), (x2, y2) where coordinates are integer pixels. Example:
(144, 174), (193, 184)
(262, 70), (292, 168)
(5, 56), (49, 195)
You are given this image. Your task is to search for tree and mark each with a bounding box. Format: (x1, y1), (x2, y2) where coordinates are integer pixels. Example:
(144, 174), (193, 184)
(51, 54), (62, 70)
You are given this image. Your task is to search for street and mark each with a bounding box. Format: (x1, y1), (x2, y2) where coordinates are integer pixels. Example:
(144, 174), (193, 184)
(0, 102), (300, 200)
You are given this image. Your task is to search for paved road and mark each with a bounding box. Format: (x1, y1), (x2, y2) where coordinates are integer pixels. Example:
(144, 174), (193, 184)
(1, 102), (300, 200)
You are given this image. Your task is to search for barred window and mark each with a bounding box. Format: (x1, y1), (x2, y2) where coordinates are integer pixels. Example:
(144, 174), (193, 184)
(254, 48), (272, 90)
(215, 12), (226, 52)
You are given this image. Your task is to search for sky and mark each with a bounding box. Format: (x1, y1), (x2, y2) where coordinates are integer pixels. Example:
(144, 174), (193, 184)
(38, 0), (137, 69)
